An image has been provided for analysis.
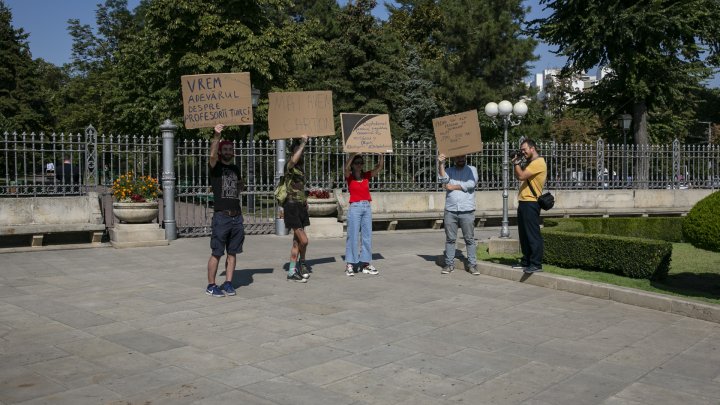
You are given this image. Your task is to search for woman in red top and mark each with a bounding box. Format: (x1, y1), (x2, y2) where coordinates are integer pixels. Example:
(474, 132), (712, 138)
(343, 153), (384, 276)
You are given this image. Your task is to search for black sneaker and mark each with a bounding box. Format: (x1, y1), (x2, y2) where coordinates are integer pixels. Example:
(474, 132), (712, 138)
(511, 263), (527, 270)
(298, 261), (310, 279)
(441, 265), (454, 274)
(523, 266), (543, 274)
(287, 272), (308, 283)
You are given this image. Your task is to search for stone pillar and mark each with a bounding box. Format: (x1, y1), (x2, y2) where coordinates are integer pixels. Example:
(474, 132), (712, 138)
(160, 119), (178, 240)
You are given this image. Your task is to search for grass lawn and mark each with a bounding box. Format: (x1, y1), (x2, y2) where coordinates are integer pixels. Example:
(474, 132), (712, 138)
(478, 242), (720, 305)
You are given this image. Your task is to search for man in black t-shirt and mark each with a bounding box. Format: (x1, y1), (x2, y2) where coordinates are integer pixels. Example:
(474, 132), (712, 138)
(205, 124), (245, 298)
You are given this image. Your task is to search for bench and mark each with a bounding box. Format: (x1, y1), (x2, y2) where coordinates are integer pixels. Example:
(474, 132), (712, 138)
(334, 189), (711, 231)
(0, 192), (106, 247)
(335, 190), (452, 230)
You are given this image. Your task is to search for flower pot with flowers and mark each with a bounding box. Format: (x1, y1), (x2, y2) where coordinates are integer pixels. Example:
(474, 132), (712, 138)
(306, 188), (337, 217)
(111, 172), (161, 223)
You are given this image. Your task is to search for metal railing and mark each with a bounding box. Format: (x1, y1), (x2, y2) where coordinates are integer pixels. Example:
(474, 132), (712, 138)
(2, 127), (719, 236)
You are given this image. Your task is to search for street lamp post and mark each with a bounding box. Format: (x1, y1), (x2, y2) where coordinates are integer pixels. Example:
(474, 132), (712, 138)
(484, 100), (528, 238)
(618, 114), (632, 187)
(247, 86), (261, 211)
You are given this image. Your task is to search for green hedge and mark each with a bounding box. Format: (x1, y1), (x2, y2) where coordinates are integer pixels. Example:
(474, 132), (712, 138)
(683, 191), (720, 252)
(544, 217), (684, 242)
(542, 230), (672, 279)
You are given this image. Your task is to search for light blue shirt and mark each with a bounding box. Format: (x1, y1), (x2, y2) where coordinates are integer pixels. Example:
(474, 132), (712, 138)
(439, 164), (478, 212)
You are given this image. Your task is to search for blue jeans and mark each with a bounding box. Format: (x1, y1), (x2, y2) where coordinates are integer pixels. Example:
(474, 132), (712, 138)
(345, 201), (372, 264)
(444, 210), (476, 267)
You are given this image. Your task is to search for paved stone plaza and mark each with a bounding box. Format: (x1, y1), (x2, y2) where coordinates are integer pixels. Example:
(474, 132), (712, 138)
(0, 229), (719, 404)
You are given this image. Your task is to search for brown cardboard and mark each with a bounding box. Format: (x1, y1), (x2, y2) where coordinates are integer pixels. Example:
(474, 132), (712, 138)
(432, 110), (483, 157)
(181, 72), (252, 129)
(341, 113), (393, 153)
(268, 91), (335, 139)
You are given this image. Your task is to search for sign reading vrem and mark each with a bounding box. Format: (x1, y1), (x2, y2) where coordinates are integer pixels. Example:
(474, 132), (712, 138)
(181, 72), (253, 129)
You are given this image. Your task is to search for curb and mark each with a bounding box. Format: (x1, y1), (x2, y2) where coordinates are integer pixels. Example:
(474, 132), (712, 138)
(472, 260), (720, 324)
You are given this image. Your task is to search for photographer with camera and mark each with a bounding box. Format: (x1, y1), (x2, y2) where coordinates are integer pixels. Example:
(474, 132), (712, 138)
(511, 139), (547, 274)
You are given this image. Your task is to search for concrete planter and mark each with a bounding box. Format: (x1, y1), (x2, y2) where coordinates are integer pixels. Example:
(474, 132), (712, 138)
(112, 201), (159, 223)
(306, 198), (337, 217)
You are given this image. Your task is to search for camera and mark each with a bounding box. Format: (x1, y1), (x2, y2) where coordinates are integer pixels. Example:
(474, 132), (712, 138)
(510, 149), (524, 161)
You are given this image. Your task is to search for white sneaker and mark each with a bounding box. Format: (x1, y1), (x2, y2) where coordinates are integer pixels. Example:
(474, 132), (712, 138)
(361, 264), (379, 275)
(345, 263), (355, 276)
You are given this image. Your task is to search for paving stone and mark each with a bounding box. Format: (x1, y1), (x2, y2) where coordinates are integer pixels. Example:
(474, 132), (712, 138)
(105, 377), (231, 405)
(343, 344), (419, 368)
(286, 359), (370, 385)
(192, 389), (281, 405)
(530, 372), (628, 404)
(150, 346), (237, 374)
(0, 369), (66, 404)
(103, 330), (186, 354)
(11, 384), (123, 405)
(100, 365), (196, 397)
(368, 363), (475, 399)
(45, 309), (114, 329)
(207, 365), (278, 388)
(614, 381), (716, 405)
(242, 376), (357, 405)
(449, 361), (577, 404)
(27, 355), (113, 389)
(324, 371), (445, 405)
(255, 346), (353, 374)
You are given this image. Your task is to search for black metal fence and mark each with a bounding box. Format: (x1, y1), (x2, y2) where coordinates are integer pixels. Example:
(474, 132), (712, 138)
(2, 127), (719, 236)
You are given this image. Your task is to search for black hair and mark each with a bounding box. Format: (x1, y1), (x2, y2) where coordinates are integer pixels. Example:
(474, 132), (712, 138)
(521, 138), (539, 152)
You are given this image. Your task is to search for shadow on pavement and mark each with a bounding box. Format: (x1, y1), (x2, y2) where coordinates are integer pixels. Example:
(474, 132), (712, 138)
(222, 268), (274, 287)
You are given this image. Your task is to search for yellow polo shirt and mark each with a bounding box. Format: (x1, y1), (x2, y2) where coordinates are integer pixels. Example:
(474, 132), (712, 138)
(518, 157), (547, 202)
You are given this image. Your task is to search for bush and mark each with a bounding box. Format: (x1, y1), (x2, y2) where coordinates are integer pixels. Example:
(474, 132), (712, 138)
(543, 230), (672, 279)
(544, 217), (684, 242)
(683, 191), (720, 252)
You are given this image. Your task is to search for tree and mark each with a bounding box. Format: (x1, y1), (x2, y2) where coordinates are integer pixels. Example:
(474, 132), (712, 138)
(529, 0), (720, 145)
(0, 0), (53, 131)
(395, 48), (440, 142)
(431, 0), (537, 114)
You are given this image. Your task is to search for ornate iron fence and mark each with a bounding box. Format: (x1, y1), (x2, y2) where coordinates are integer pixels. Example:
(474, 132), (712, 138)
(2, 127), (719, 236)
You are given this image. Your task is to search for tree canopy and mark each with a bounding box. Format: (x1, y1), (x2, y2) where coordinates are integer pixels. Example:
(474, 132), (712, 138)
(0, 0), (717, 144)
(529, 0), (720, 144)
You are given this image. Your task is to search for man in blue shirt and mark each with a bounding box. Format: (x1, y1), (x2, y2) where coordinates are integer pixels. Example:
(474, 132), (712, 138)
(438, 153), (480, 275)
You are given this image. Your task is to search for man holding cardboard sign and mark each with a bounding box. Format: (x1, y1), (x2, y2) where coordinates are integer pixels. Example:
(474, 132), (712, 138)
(438, 153), (479, 276)
(181, 73), (254, 130)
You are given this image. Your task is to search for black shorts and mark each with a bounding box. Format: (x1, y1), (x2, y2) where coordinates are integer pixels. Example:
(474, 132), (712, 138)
(283, 200), (310, 230)
(210, 211), (245, 256)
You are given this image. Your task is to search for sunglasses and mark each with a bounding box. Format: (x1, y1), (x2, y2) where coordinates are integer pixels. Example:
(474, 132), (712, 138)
(353, 161), (364, 165)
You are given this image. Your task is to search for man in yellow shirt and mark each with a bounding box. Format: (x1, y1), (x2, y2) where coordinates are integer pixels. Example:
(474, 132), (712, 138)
(512, 139), (547, 273)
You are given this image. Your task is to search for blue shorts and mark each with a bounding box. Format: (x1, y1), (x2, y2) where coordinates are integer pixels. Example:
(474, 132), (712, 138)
(210, 211), (245, 257)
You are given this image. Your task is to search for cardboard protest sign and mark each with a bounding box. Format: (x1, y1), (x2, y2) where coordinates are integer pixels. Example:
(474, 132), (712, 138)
(181, 72), (253, 129)
(268, 91), (335, 139)
(432, 110), (482, 157)
(340, 113), (393, 153)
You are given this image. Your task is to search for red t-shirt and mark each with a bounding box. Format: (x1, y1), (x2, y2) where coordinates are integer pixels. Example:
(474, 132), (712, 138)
(347, 171), (372, 203)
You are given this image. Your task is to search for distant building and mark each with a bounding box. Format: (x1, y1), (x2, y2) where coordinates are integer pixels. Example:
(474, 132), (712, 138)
(529, 66), (609, 103)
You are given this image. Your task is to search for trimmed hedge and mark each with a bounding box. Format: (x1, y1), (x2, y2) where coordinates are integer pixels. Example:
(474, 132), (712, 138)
(542, 230), (672, 280)
(683, 191), (720, 252)
(544, 217), (684, 242)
